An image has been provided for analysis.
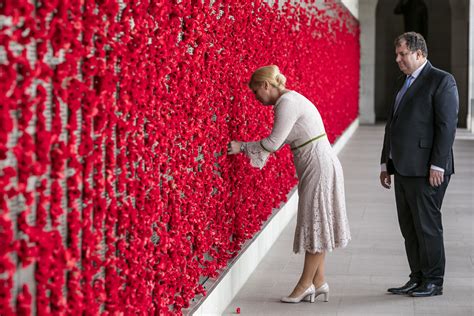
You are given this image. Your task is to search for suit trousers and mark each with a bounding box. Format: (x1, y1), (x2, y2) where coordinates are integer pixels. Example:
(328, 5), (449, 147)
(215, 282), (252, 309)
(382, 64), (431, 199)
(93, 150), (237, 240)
(394, 172), (450, 286)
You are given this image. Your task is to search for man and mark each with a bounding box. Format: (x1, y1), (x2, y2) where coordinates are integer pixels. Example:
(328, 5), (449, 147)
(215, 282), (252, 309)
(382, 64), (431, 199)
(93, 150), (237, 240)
(380, 32), (458, 297)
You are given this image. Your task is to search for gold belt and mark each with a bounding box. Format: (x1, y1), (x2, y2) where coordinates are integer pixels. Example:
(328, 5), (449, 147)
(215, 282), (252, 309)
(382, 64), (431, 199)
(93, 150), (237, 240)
(290, 133), (326, 151)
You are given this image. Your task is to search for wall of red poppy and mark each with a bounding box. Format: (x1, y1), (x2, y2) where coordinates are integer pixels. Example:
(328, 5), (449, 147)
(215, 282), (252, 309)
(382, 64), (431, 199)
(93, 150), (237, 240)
(0, 0), (359, 314)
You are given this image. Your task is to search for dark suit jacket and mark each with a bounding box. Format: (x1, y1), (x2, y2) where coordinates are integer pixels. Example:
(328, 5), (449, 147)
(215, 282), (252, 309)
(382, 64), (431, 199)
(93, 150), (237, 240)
(381, 61), (459, 177)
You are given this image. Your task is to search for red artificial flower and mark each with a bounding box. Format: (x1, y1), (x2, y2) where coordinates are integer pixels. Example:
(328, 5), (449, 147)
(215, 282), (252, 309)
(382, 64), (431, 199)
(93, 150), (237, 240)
(0, 0), (358, 314)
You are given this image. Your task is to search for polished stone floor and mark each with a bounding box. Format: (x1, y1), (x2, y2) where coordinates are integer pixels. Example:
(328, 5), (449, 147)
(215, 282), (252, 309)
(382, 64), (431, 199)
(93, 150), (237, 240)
(224, 125), (474, 316)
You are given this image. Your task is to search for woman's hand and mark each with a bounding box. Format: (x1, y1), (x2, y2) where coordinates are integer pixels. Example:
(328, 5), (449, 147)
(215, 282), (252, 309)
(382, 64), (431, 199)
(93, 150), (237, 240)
(227, 141), (242, 155)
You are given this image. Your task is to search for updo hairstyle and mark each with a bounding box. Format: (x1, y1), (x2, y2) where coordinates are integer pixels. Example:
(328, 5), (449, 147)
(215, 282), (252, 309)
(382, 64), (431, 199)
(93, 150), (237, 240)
(249, 65), (287, 91)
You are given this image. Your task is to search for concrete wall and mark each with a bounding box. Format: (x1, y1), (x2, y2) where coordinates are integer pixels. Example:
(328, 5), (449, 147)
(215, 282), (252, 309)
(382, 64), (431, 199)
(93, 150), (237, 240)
(450, 0), (470, 129)
(341, 0), (359, 18)
(470, 0), (474, 131)
(358, 0), (377, 124)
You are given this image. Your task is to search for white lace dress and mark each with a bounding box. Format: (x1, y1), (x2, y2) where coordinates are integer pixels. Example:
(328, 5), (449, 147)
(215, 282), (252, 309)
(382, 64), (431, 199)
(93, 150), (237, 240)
(243, 91), (351, 253)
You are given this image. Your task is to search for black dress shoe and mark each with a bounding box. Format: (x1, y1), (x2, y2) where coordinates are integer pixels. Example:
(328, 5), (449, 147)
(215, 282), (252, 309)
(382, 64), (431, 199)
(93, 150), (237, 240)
(409, 282), (443, 297)
(387, 280), (420, 294)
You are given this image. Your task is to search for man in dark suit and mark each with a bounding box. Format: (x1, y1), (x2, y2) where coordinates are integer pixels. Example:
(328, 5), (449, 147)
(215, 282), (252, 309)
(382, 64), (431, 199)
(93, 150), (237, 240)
(380, 32), (458, 297)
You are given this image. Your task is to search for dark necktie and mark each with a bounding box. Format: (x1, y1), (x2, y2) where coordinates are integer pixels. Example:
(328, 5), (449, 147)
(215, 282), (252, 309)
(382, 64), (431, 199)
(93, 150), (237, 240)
(393, 75), (414, 114)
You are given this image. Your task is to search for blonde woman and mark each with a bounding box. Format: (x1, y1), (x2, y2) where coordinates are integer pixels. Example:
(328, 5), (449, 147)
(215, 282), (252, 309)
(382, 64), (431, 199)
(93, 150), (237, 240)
(228, 65), (350, 303)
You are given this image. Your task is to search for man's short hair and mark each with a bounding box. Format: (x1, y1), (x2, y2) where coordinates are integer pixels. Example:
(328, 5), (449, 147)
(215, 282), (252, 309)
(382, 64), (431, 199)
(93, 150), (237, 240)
(394, 32), (428, 57)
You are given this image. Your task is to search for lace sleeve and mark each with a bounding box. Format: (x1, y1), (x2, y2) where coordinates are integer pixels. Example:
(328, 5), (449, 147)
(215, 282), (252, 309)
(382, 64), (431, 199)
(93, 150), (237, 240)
(242, 141), (271, 169)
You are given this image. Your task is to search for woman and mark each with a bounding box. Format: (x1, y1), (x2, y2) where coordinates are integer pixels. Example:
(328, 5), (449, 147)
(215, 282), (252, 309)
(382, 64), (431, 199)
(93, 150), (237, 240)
(228, 65), (350, 303)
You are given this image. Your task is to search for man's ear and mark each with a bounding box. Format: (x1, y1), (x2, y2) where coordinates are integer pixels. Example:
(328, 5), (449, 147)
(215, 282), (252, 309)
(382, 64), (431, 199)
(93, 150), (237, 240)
(263, 80), (270, 90)
(416, 50), (423, 59)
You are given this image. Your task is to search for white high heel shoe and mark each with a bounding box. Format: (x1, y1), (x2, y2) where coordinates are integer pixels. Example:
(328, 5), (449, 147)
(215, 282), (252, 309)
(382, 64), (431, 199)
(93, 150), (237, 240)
(314, 283), (329, 302)
(281, 284), (316, 303)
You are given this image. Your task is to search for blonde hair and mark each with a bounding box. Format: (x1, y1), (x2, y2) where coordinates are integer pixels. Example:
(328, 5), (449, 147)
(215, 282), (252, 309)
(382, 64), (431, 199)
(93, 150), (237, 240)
(249, 65), (287, 90)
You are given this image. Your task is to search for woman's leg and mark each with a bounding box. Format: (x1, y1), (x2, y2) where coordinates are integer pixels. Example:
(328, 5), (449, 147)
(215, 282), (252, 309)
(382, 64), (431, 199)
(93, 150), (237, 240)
(288, 251), (325, 297)
(312, 252), (326, 288)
